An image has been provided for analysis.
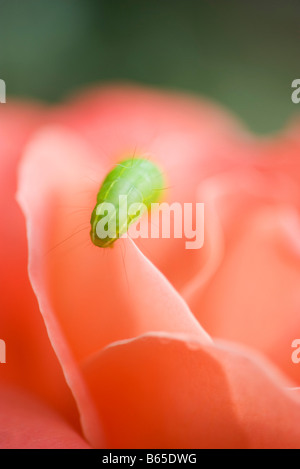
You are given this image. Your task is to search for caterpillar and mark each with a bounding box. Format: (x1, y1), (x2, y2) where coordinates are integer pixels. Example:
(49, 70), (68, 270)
(90, 158), (164, 247)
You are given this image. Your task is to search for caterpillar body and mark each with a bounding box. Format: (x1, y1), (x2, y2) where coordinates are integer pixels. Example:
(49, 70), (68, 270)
(90, 158), (164, 247)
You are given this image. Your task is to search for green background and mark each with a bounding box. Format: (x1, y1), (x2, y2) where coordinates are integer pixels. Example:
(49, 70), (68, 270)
(0, 0), (299, 134)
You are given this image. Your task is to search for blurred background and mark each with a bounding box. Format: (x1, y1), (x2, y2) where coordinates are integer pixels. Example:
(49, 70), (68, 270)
(0, 0), (299, 134)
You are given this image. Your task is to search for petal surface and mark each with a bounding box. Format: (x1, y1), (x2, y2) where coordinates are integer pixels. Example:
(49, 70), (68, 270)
(0, 385), (90, 449)
(82, 334), (300, 449)
(184, 168), (300, 385)
(0, 102), (78, 425)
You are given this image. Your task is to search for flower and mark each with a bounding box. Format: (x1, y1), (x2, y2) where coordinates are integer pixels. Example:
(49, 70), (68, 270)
(1, 85), (300, 448)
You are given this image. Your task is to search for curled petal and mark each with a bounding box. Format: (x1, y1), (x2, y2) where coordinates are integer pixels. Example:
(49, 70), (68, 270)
(82, 334), (300, 449)
(0, 103), (77, 424)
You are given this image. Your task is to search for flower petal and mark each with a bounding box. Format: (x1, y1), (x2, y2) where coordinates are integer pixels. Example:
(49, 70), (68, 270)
(184, 169), (300, 385)
(0, 385), (90, 449)
(0, 102), (78, 424)
(82, 333), (300, 448)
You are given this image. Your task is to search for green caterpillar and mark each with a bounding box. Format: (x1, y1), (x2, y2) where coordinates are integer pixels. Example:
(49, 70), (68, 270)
(90, 158), (164, 247)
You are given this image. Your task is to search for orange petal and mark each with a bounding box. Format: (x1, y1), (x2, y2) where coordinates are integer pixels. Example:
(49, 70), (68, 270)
(184, 169), (300, 385)
(0, 384), (90, 449)
(82, 333), (300, 448)
(0, 102), (78, 425)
